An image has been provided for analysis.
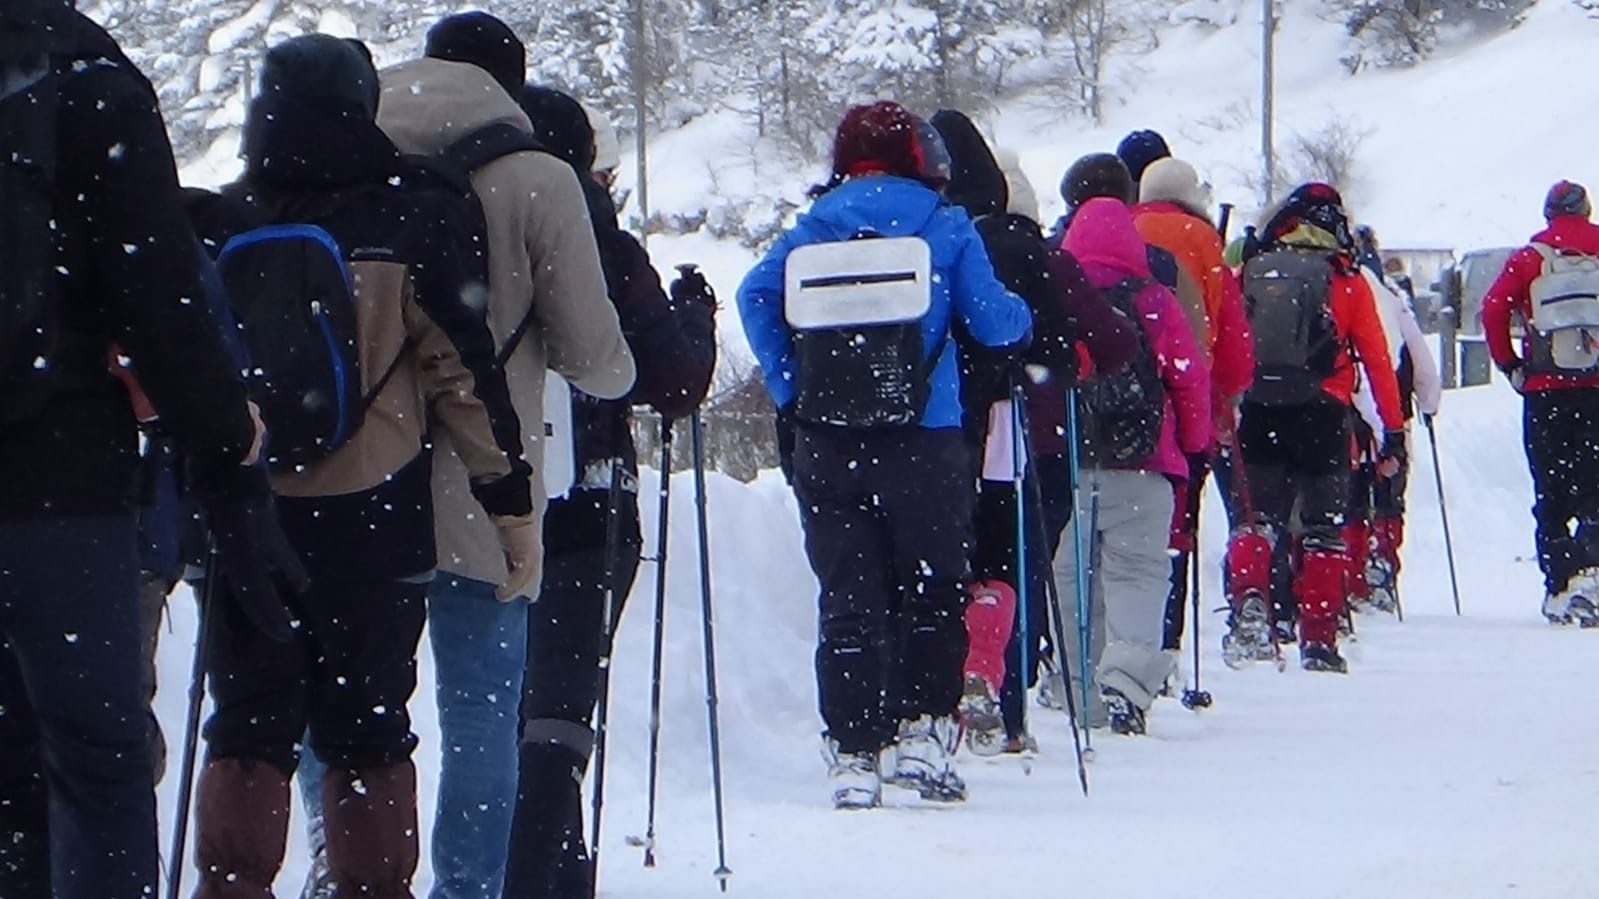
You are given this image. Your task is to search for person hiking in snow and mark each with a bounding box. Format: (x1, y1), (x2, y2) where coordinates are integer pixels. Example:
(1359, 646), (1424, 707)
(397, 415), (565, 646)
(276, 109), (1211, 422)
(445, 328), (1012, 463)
(1481, 181), (1599, 626)
(279, 17), (638, 899)
(1131, 157), (1256, 653)
(0, 4), (285, 897)
(1116, 128), (1172, 200)
(1054, 197), (1211, 736)
(497, 86), (716, 898)
(1346, 238), (1441, 614)
(189, 35), (540, 898)
(738, 100), (1032, 809)
(931, 109), (1139, 754)
(1225, 183), (1403, 674)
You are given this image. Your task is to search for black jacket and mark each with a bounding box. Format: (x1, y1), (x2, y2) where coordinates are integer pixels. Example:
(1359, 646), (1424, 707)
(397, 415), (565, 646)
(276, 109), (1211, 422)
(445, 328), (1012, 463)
(222, 90), (531, 580)
(0, 11), (255, 520)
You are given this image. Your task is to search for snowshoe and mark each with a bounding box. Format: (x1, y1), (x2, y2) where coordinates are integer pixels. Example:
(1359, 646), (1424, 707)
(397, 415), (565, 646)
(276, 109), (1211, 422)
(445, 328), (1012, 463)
(1101, 687), (1146, 736)
(959, 674), (1006, 757)
(300, 811), (335, 899)
(1221, 594), (1278, 670)
(1570, 596), (1599, 629)
(824, 741), (881, 811)
(1366, 556), (1399, 614)
(1273, 616), (1297, 646)
(1001, 733), (1039, 755)
(1300, 642), (1349, 674)
(884, 716), (967, 802)
(1036, 654), (1067, 711)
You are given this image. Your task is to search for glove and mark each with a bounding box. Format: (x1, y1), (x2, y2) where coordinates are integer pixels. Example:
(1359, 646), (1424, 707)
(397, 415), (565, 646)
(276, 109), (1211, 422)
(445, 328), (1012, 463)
(202, 468), (310, 643)
(494, 513), (540, 601)
(1188, 451), (1211, 482)
(670, 264), (718, 311)
(1378, 428), (1408, 478)
(1502, 359), (1527, 393)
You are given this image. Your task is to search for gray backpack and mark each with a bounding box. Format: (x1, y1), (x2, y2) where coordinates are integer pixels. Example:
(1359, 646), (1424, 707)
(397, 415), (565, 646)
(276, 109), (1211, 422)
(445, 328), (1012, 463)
(1241, 248), (1343, 406)
(1526, 243), (1599, 375)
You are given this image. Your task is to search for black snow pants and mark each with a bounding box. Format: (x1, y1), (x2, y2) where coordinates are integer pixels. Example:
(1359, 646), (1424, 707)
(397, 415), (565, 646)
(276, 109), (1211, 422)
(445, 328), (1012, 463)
(1524, 390), (1599, 595)
(793, 424), (974, 754)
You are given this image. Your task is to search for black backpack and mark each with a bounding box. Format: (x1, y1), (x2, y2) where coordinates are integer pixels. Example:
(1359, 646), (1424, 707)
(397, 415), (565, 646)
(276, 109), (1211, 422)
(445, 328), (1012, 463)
(1241, 248), (1342, 406)
(0, 56), (72, 423)
(216, 224), (401, 472)
(1076, 279), (1165, 466)
(406, 122), (546, 366)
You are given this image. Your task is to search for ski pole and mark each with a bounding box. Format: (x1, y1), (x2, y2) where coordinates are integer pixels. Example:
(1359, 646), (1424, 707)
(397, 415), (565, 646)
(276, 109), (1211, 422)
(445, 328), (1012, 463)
(1014, 384), (1089, 796)
(690, 413), (734, 890)
(640, 421), (675, 867)
(1181, 487), (1213, 710)
(1008, 393), (1031, 755)
(588, 463), (628, 896)
(1217, 202), (1235, 240)
(1423, 414), (1462, 615)
(165, 540), (219, 899)
(1063, 392), (1094, 760)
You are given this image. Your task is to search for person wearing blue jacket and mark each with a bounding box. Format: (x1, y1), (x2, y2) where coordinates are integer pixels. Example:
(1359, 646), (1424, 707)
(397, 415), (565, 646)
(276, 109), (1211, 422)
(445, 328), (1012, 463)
(737, 101), (1031, 810)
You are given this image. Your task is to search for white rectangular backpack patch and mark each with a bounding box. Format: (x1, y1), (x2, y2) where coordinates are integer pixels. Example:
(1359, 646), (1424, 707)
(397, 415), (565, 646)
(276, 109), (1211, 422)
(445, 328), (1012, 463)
(783, 236), (933, 330)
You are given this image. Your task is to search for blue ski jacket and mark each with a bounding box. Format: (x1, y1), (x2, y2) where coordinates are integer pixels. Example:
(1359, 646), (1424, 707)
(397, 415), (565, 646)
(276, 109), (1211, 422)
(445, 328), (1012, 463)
(737, 175), (1032, 429)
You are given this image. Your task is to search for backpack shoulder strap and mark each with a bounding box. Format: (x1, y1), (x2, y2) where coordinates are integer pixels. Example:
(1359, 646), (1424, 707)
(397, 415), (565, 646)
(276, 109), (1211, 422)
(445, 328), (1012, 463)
(439, 122), (547, 182)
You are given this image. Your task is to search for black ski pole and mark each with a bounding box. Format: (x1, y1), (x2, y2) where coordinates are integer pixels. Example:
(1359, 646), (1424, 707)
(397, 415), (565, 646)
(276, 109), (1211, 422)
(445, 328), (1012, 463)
(1217, 202), (1235, 240)
(641, 420), (675, 868)
(1013, 385), (1089, 796)
(165, 540), (219, 899)
(690, 413), (733, 890)
(1181, 499), (1213, 710)
(1424, 414), (1463, 615)
(588, 463), (628, 897)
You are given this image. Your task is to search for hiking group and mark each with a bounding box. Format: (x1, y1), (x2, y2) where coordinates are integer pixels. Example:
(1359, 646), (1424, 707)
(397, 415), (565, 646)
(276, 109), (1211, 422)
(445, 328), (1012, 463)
(1, 1), (1595, 896)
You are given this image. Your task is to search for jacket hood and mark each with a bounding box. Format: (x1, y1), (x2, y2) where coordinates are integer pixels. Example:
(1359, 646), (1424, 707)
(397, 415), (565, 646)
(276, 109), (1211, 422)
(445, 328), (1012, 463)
(377, 57), (532, 158)
(1063, 197), (1152, 278)
(802, 175), (945, 241)
(931, 109), (1007, 220)
(242, 90), (407, 191)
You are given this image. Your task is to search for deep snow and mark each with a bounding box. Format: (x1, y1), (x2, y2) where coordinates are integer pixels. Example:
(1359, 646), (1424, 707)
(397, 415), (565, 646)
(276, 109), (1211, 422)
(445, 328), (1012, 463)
(154, 378), (1599, 897)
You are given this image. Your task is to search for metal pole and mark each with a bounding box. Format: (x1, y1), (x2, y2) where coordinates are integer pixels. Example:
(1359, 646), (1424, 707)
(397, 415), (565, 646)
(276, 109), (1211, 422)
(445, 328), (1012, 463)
(164, 543), (219, 899)
(588, 464), (628, 896)
(640, 423), (675, 868)
(690, 414), (733, 890)
(1262, 0), (1276, 206)
(631, 0), (650, 246)
(1424, 414), (1464, 615)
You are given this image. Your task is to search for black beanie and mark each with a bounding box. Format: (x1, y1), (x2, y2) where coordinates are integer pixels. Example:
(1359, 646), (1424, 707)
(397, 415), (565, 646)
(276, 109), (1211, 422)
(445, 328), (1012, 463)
(1116, 129), (1171, 184)
(0, 0), (74, 56)
(260, 34), (380, 120)
(517, 84), (596, 174)
(1060, 153), (1134, 209)
(426, 12), (526, 97)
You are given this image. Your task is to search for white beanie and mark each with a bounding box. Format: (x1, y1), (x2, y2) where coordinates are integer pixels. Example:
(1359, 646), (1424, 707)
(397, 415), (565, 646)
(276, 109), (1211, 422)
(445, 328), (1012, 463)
(995, 147), (1039, 221)
(582, 100), (621, 173)
(1139, 157), (1210, 211)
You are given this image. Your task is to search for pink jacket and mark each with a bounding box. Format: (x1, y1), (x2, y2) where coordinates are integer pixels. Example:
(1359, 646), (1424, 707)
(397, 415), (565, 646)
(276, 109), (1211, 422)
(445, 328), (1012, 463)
(1063, 199), (1211, 482)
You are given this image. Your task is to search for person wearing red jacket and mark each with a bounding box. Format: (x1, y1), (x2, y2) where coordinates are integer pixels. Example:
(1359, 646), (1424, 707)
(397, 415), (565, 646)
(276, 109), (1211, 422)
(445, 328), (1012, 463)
(1481, 181), (1599, 624)
(1225, 184), (1403, 674)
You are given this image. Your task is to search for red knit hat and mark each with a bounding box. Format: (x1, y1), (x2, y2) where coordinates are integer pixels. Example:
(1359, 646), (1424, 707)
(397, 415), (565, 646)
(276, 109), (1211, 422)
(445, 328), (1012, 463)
(831, 101), (924, 180)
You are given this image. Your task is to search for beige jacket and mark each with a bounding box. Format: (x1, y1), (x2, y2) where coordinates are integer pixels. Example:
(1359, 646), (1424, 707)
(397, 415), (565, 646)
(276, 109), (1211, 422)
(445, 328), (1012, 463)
(379, 58), (635, 596)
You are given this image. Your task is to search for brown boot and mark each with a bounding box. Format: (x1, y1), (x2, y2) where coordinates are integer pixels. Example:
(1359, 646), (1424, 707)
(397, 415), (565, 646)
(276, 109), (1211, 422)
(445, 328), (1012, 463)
(193, 758), (290, 899)
(322, 760), (419, 899)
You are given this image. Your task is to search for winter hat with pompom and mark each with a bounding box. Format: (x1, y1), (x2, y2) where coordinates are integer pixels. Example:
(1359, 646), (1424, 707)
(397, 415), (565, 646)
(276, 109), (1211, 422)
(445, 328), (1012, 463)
(995, 147), (1039, 221)
(261, 33), (380, 120)
(1139, 157), (1210, 213)
(1545, 180), (1592, 220)
(1116, 129), (1171, 184)
(426, 12), (526, 97)
(1060, 153), (1134, 210)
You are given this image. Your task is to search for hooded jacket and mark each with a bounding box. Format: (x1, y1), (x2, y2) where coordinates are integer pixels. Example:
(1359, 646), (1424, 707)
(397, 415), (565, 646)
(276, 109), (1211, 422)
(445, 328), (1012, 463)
(0, 8), (255, 519)
(1063, 199), (1211, 481)
(931, 109), (1138, 457)
(1481, 215), (1599, 393)
(224, 64), (532, 581)
(378, 57), (635, 592)
(1131, 199), (1255, 425)
(738, 175), (1033, 430)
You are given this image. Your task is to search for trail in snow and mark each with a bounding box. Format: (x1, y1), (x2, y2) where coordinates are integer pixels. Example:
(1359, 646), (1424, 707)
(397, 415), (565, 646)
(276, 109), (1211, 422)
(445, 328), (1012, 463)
(154, 380), (1599, 897)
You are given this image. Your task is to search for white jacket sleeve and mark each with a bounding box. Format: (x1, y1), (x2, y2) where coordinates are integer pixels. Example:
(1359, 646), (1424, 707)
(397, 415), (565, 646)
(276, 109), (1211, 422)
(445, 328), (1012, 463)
(1397, 306), (1443, 417)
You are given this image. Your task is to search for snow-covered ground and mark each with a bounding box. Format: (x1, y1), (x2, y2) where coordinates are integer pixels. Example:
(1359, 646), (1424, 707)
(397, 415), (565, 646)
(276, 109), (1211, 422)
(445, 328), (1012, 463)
(154, 378), (1599, 897)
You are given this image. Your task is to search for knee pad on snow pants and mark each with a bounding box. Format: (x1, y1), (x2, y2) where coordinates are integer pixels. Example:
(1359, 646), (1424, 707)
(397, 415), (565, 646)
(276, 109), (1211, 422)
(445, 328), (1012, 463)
(963, 579), (1017, 690)
(1342, 520), (1372, 600)
(195, 758), (291, 899)
(1296, 534), (1349, 647)
(323, 760), (419, 899)
(1225, 524), (1275, 608)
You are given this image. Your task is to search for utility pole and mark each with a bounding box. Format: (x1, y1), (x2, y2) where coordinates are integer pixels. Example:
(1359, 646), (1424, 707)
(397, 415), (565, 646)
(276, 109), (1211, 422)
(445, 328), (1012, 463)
(631, 0), (651, 246)
(1261, 0), (1276, 206)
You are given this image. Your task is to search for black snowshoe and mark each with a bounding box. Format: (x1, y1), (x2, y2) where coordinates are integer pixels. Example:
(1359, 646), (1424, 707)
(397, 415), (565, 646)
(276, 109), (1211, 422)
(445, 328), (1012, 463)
(1569, 596), (1599, 629)
(1300, 642), (1348, 674)
(1366, 555), (1399, 614)
(1101, 687), (1146, 736)
(1222, 594), (1283, 670)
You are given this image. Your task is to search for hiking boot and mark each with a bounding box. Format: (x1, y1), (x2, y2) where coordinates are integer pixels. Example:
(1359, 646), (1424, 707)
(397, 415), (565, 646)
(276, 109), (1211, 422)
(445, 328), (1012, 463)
(1037, 655), (1067, 711)
(959, 674), (1005, 757)
(884, 716), (967, 802)
(824, 741), (881, 811)
(1221, 594), (1277, 669)
(1001, 733), (1039, 755)
(1101, 687), (1146, 736)
(1300, 642), (1348, 674)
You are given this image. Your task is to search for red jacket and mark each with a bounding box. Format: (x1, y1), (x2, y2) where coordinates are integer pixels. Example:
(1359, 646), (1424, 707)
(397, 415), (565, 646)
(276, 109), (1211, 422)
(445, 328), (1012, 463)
(1324, 265), (1403, 430)
(1481, 215), (1599, 392)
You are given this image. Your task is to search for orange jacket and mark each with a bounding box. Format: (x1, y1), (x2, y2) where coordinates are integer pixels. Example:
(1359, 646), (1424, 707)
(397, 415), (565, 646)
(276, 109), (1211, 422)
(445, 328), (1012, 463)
(1327, 266), (1403, 430)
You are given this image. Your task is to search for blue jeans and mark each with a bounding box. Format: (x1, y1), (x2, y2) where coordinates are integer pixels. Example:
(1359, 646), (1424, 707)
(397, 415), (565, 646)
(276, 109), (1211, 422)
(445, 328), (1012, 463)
(295, 574), (525, 899)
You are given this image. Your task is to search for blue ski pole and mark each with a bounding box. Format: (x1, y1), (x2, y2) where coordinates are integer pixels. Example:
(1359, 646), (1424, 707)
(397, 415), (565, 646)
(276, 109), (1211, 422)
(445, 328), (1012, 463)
(1009, 395), (1031, 758)
(1064, 391), (1094, 762)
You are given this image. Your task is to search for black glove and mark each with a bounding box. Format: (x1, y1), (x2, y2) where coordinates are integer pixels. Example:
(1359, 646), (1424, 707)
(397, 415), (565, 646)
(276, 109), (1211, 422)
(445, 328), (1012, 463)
(671, 264), (717, 311)
(1378, 429), (1408, 471)
(201, 467), (310, 643)
(1501, 358), (1527, 393)
(1187, 451), (1211, 482)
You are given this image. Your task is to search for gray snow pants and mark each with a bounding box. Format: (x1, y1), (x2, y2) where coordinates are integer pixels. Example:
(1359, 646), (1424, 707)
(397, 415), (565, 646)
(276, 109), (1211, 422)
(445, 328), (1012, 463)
(1050, 469), (1176, 713)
